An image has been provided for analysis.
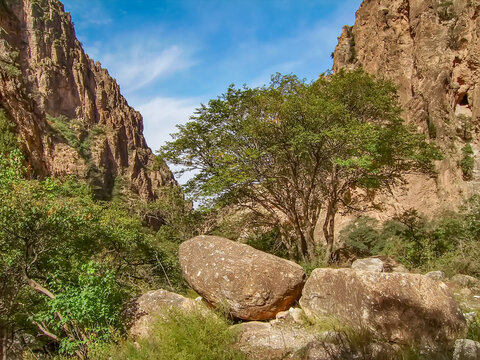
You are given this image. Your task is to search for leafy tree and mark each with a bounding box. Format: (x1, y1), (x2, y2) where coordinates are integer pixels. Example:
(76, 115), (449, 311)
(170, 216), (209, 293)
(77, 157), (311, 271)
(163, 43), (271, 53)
(160, 69), (441, 261)
(0, 150), (183, 358)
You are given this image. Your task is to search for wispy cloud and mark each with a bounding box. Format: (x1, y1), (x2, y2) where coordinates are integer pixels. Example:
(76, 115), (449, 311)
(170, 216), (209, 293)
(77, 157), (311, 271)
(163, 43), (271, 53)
(102, 45), (195, 93)
(135, 96), (200, 152)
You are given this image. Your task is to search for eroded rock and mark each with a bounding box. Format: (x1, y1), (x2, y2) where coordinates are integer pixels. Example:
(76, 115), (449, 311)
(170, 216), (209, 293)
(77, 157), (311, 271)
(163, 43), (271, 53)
(453, 339), (480, 360)
(124, 289), (201, 338)
(299, 268), (467, 349)
(179, 235), (306, 320)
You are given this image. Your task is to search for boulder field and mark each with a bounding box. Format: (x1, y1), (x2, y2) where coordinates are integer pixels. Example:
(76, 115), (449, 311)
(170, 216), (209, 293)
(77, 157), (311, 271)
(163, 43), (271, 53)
(129, 236), (479, 359)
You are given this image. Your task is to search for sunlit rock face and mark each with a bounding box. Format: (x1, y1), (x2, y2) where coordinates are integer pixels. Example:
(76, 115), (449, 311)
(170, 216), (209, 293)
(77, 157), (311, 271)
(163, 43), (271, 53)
(179, 235), (306, 321)
(300, 268), (467, 349)
(333, 0), (480, 217)
(0, 0), (175, 199)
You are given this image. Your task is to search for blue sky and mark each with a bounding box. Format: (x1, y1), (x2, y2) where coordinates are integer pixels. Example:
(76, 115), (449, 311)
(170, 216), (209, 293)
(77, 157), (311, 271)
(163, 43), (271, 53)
(62, 0), (361, 154)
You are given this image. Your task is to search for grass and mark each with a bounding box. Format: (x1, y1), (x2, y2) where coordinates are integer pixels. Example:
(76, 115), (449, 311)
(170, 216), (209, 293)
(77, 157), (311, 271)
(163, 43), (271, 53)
(467, 311), (480, 342)
(90, 307), (246, 360)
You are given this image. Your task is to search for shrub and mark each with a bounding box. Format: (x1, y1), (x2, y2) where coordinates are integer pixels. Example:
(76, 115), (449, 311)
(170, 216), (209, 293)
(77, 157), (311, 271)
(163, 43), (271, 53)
(461, 143), (475, 180)
(437, 0), (455, 21)
(92, 308), (246, 360)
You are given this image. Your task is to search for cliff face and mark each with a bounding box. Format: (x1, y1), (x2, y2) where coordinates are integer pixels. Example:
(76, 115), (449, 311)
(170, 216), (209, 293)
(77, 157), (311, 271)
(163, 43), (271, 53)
(333, 0), (480, 215)
(0, 0), (175, 200)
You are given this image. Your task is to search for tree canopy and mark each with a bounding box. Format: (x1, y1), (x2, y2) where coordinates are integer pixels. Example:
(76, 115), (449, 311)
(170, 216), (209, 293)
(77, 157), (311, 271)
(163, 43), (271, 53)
(160, 69), (442, 262)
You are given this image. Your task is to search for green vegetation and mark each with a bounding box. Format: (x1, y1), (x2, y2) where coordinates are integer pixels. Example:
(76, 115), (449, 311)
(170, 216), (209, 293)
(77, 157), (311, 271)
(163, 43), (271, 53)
(46, 115), (105, 161)
(0, 49), (21, 77)
(340, 199), (480, 276)
(92, 308), (246, 360)
(160, 69), (441, 262)
(437, 0), (455, 21)
(0, 108), (18, 155)
(467, 311), (480, 342)
(0, 149), (188, 358)
(461, 143), (475, 180)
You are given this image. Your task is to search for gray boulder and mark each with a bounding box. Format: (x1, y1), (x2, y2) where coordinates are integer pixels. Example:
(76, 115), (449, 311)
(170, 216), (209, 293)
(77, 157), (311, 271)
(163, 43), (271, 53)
(125, 289), (201, 338)
(426, 271), (446, 281)
(453, 339), (480, 360)
(351, 257), (384, 272)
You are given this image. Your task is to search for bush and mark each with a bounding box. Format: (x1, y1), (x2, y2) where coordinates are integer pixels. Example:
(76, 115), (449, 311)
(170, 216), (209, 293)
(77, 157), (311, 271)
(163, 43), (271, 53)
(461, 143), (475, 180)
(340, 203), (480, 277)
(339, 217), (383, 257)
(92, 308), (246, 360)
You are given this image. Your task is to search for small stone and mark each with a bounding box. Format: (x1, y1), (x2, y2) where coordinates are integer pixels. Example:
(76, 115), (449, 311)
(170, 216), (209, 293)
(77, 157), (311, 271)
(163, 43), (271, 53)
(351, 258), (384, 272)
(426, 271), (446, 281)
(453, 339), (480, 360)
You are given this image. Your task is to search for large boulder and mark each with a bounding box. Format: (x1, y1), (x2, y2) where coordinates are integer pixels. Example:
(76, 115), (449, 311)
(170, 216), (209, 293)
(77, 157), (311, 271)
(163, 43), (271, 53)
(299, 269), (467, 349)
(179, 235), (306, 320)
(124, 289), (201, 338)
(235, 321), (315, 360)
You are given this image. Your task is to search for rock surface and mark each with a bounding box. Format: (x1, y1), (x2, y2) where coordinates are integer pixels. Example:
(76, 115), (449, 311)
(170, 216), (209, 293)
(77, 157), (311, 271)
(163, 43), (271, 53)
(179, 235), (306, 320)
(426, 270), (447, 281)
(235, 321), (316, 360)
(0, 0), (175, 199)
(451, 274), (480, 289)
(333, 0), (480, 216)
(124, 289), (201, 338)
(299, 268), (467, 349)
(453, 339), (480, 360)
(351, 257), (384, 272)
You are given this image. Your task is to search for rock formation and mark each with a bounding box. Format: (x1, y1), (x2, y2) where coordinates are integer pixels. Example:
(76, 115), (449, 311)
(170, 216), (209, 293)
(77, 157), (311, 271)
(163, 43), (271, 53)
(0, 0), (175, 200)
(124, 289), (203, 339)
(179, 235), (306, 320)
(300, 268), (467, 349)
(333, 0), (480, 216)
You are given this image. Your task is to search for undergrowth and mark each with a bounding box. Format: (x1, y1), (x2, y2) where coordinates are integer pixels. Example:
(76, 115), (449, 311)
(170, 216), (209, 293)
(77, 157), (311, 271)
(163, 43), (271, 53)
(90, 308), (246, 360)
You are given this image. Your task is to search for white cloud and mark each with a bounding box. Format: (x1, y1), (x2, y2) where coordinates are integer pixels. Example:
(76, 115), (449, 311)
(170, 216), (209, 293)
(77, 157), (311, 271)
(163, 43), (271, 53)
(102, 45), (194, 93)
(136, 96), (200, 153)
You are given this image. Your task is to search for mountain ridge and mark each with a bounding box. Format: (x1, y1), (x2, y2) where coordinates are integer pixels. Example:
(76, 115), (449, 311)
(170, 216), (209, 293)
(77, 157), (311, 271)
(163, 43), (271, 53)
(0, 0), (175, 200)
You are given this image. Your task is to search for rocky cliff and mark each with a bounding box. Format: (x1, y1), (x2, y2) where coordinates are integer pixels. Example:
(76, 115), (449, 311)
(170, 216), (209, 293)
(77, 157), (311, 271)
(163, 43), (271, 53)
(0, 0), (175, 200)
(333, 0), (480, 215)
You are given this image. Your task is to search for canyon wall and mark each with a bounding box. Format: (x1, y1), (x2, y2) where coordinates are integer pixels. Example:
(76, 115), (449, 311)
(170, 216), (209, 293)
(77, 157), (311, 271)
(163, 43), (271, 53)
(0, 0), (175, 200)
(333, 0), (480, 216)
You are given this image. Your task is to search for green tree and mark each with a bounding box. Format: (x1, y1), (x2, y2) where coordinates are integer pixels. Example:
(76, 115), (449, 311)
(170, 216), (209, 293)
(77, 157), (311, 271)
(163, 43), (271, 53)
(159, 69), (441, 262)
(0, 150), (182, 358)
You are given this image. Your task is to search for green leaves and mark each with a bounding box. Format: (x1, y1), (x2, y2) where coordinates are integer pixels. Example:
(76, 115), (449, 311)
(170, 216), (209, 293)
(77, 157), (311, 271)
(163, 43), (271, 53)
(159, 69), (441, 260)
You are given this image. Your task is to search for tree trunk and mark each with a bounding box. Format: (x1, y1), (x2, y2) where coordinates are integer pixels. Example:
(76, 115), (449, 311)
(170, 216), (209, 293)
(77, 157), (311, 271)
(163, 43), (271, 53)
(0, 322), (6, 360)
(323, 204), (336, 264)
(304, 224), (317, 261)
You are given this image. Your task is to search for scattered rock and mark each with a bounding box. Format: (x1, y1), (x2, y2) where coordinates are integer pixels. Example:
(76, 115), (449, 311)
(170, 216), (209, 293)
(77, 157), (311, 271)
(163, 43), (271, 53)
(179, 235), (306, 320)
(453, 339), (480, 360)
(299, 268), (467, 349)
(274, 307), (308, 326)
(235, 321), (315, 360)
(351, 258), (384, 272)
(124, 289), (201, 338)
(426, 271), (446, 281)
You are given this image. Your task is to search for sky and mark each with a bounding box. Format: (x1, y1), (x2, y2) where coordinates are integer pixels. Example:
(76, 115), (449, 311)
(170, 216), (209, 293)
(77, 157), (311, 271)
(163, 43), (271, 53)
(61, 0), (362, 157)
